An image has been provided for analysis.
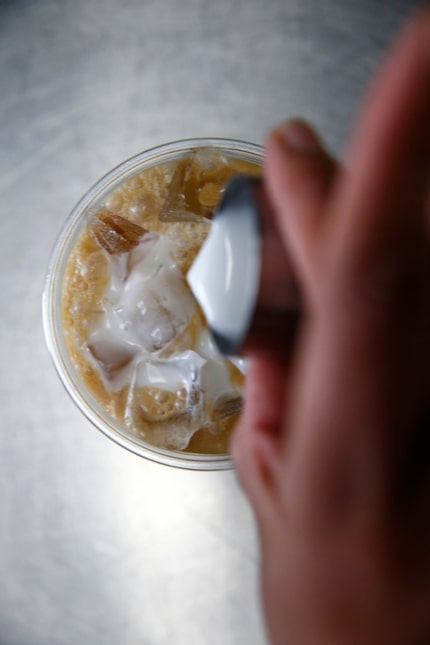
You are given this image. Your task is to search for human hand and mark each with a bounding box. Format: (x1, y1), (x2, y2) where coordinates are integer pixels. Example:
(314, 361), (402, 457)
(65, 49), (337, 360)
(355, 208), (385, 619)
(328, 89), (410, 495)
(232, 9), (430, 645)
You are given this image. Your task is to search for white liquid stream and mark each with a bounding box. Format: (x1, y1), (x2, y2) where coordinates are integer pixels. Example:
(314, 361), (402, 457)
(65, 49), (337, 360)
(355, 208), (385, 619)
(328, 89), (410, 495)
(186, 200), (260, 351)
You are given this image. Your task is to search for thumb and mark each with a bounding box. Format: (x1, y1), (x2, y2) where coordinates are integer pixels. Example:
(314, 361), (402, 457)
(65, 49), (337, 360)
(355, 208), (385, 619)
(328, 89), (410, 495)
(265, 119), (338, 301)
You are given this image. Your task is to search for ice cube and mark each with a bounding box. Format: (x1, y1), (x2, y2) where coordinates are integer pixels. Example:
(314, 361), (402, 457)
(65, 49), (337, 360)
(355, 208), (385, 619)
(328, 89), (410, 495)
(97, 235), (196, 353)
(126, 232), (159, 273)
(211, 393), (242, 421)
(119, 265), (195, 353)
(199, 356), (243, 421)
(125, 351), (206, 450)
(87, 333), (136, 382)
(89, 209), (147, 254)
(133, 349), (205, 390)
(159, 159), (201, 223)
(160, 154), (226, 223)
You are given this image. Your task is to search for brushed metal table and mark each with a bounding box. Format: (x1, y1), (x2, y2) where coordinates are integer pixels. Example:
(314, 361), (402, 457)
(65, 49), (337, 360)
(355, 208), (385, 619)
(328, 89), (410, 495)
(0, 1), (415, 643)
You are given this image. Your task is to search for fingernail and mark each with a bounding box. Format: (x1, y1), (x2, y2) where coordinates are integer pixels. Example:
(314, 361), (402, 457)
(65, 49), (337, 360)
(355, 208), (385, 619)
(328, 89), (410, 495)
(275, 119), (321, 153)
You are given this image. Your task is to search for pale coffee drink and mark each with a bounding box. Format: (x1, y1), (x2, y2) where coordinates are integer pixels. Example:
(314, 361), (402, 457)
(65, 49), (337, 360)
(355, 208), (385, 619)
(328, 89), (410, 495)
(49, 141), (262, 465)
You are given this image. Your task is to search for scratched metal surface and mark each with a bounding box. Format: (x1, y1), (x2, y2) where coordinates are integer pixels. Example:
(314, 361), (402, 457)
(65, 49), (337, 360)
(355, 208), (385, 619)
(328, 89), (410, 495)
(0, 0), (416, 643)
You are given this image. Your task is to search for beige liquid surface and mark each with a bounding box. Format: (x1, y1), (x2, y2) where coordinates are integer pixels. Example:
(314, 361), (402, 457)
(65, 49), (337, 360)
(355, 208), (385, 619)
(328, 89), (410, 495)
(61, 148), (261, 454)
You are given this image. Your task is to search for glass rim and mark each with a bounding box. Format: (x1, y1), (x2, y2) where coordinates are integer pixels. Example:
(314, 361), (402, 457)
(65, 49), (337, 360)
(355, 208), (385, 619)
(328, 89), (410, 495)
(42, 137), (264, 471)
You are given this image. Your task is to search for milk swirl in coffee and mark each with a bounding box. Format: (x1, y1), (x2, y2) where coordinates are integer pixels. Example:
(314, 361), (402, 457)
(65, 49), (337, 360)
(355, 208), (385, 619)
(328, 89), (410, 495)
(61, 148), (260, 454)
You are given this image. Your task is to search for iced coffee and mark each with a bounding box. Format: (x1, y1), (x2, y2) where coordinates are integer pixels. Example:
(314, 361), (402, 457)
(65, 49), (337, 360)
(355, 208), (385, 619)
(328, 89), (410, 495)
(46, 140), (262, 466)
